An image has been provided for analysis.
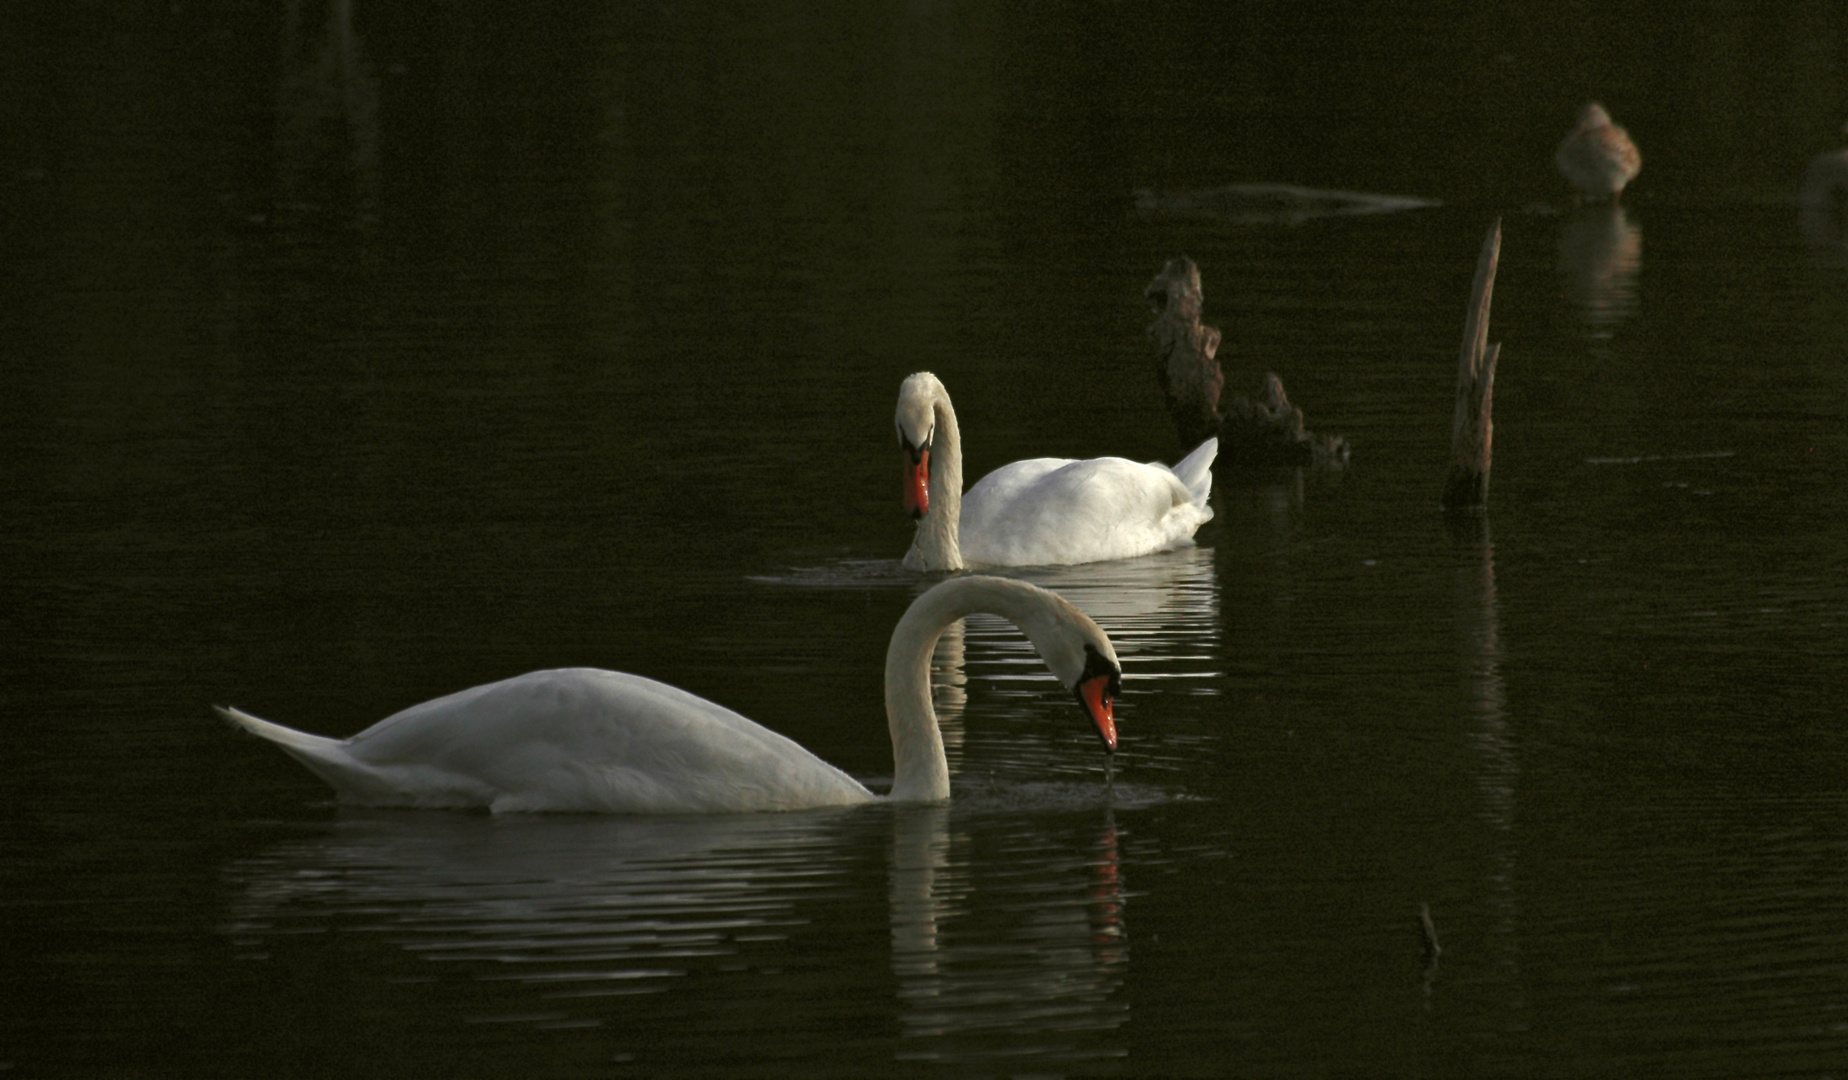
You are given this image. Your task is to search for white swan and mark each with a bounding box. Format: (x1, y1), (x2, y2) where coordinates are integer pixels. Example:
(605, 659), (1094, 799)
(1556, 102), (1642, 200)
(896, 372), (1216, 572)
(217, 576), (1121, 813)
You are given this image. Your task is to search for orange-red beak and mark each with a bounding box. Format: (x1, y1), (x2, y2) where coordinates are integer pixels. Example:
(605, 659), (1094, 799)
(1078, 674), (1117, 753)
(903, 449), (931, 519)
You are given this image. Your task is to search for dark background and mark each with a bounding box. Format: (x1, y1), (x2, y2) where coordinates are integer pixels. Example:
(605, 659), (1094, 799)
(6, 1), (1848, 1074)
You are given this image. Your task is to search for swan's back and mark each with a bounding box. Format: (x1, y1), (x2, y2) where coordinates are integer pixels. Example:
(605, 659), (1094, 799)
(224, 669), (874, 814)
(960, 439), (1215, 567)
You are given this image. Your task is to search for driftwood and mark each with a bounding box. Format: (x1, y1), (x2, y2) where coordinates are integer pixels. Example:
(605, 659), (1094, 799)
(1442, 220), (1502, 510)
(1144, 258), (1349, 470)
(1134, 183), (1440, 226)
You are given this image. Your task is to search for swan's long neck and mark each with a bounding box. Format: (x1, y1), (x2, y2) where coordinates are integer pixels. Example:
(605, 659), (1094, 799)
(885, 577), (1049, 802)
(906, 390), (964, 572)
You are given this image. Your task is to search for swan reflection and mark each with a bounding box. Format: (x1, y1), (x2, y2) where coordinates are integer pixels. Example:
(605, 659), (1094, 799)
(931, 618), (968, 775)
(223, 803), (1132, 1064)
(1557, 202), (1641, 336)
(889, 806), (1129, 1063)
(941, 546), (1219, 776)
(974, 545), (1220, 681)
(222, 811), (861, 998)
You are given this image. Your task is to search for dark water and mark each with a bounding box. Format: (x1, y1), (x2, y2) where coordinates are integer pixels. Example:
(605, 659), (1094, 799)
(8, 1), (1848, 1075)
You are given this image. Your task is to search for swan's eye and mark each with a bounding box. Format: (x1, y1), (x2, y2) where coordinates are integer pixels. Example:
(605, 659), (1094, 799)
(1073, 645), (1122, 752)
(1079, 648), (1122, 703)
(900, 428), (933, 463)
(1075, 673), (1118, 753)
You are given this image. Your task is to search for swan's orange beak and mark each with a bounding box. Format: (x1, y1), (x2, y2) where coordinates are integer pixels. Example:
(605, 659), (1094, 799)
(1078, 675), (1117, 753)
(904, 449), (931, 519)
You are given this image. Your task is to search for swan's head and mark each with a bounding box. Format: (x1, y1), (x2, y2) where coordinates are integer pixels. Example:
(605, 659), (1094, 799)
(1012, 588), (1123, 755)
(1072, 642), (1123, 753)
(896, 372), (944, 519)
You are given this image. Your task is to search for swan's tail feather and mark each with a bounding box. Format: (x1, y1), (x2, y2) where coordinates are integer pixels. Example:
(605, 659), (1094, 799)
(216, 705), (346, 763)
(1171, 437), (1218, 509)
(217, 705), (486, 807)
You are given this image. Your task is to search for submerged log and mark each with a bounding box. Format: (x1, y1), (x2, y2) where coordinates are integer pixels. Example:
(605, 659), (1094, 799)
(1442, 220), (1502, 510)
(1144, 258), (1349, 471)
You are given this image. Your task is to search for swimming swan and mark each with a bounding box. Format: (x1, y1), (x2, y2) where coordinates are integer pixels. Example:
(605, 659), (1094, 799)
(217, 576), (1121, 813)
(896, 372), (1216, 571)
(1556, 102), (1642, 200)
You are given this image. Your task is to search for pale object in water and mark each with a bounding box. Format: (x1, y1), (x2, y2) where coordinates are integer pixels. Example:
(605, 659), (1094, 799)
(1556, 102), (1642, 200)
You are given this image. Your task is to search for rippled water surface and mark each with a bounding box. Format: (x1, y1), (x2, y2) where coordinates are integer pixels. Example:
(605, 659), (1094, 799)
(9, 2), (1848, 1075)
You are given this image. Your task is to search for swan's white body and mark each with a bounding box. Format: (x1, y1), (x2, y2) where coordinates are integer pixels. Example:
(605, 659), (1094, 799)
(1556, 103), (1642, 200)
(896, 372), (1216, 572)
(219, 576), (1120, 813)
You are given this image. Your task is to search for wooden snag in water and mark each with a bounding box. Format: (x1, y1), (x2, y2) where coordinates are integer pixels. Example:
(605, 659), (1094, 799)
(1443, 220), (1502, 510)
(1143, 258), (1349, 470)
(1144, 257), (1225, 450)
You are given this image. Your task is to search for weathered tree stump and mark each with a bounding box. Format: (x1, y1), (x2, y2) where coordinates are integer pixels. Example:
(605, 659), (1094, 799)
(1144, 257), (1348, 471)
(1143, 257), (1224, 450)
(1442, 220), (1502, 510)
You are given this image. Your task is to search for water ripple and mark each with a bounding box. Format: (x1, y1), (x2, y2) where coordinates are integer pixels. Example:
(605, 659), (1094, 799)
(222, 801), (1139, 1066)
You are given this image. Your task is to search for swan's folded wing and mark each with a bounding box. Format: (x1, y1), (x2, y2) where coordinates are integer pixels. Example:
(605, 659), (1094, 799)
(960, 457), (1205, 567)
(344, 669), (874, 813)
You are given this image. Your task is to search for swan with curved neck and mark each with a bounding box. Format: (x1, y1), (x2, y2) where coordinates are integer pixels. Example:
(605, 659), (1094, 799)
(217, 576), (1120, 813)
(897, 372), (1217, 571)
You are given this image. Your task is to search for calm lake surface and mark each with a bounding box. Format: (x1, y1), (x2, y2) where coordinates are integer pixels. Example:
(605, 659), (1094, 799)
(8, 2), (1848, 1075)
